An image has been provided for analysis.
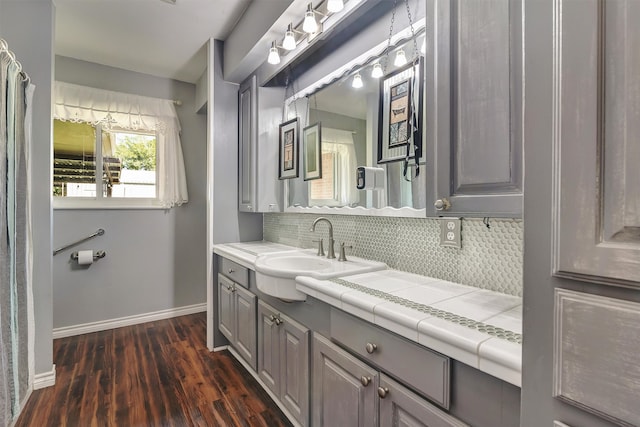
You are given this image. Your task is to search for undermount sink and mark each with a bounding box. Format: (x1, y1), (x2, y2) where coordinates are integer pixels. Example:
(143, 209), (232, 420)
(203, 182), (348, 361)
(254, 249), (386, 301)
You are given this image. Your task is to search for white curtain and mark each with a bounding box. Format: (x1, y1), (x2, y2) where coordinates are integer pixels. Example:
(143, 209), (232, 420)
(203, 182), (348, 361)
(53, 81), (188, 208)
(0, 42), (34, 427)
(321, 128), (358, 206)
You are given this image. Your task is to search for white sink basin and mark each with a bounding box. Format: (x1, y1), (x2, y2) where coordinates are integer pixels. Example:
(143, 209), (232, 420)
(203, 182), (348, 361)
(254, 249), (386, 301)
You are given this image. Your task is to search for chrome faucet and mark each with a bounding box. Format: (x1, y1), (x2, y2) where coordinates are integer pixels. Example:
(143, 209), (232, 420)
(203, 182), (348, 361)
(310, 217), (335, 259)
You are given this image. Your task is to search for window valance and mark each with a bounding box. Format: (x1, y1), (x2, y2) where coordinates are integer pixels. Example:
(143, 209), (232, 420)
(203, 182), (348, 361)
(53, 81), (188, 208)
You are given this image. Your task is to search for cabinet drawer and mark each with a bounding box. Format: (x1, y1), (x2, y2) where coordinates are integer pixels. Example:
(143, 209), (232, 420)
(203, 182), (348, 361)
(219, 257), (249, 288)
(331, 309), (450, 409)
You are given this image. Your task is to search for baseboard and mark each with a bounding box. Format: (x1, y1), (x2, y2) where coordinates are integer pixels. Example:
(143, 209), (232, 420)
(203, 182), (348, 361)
(33, 365), (56, 390)
(53, 303), (206, 339)
(213, 345), (228, 352)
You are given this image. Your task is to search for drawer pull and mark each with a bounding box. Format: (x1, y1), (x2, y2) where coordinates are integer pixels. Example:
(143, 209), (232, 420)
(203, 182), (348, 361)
(377, 387), (389, 399)
(228, 268), (235, 274)
(365, 342), (378, 354)
(360, 376), (371, 387)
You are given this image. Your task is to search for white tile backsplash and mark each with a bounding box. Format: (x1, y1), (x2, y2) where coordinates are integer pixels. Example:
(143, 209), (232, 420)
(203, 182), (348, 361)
(264, 213), (523, 296)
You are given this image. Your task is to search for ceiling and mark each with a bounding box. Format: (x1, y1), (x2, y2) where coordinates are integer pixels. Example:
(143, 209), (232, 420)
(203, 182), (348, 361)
(54, 0), (253, 84)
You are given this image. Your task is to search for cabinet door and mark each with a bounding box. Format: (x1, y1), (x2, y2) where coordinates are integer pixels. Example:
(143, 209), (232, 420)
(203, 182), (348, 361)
(279, 313), (309, 426)
(428, 0), (523, 217)
(234, 285), (257, 370)
(379, 374), (468, 427)
(552, 0), (640, 288)
(217, 274), (235, 342)
(238, 75), (257, 212)
(312, 333), (378, 427)
(257, 300), (280, 395)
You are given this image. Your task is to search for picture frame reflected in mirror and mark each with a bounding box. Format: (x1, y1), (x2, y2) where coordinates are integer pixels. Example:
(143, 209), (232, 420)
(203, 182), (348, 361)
(303, 122), (322, 181)
(279, 117), (299, 180)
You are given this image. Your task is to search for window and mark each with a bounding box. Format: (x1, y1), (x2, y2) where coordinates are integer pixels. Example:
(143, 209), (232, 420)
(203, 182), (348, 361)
(53, 81), (188, 208)
(53, 120), (157, 200)
(308, 128), (359, 207)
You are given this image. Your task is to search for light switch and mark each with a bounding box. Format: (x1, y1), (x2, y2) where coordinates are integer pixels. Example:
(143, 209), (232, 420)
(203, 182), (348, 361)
(440, 218), (461, 248)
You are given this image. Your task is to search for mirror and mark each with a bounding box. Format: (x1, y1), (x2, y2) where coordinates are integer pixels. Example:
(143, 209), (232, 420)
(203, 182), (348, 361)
(284, 25), (427, 217)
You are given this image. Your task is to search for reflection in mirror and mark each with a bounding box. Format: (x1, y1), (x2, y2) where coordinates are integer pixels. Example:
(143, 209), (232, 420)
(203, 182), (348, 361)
(285, 33), (426, 216)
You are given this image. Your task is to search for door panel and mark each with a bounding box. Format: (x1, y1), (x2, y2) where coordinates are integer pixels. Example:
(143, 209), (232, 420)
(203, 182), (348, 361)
(217, 274), (235, 341)
(379, 374), (468, 427)
(280, 314), (309, 425)
(553, 0), (640, 287)
(257, 300), (279, 395)
(234, 285), (257, 370)
(312, 333), (378, 427)
(429, 0), (523, 217)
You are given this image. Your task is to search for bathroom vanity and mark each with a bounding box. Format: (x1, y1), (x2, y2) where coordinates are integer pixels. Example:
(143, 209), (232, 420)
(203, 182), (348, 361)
(211, 241), (521, 427)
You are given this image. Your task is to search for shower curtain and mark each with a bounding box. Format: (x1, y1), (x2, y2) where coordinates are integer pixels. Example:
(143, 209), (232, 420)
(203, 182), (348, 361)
(0, 43), (34, 427)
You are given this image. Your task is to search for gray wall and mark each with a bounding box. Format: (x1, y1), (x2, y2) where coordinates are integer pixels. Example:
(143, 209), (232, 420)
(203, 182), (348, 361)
(209, 40), (263, 245)
(1, 0), (55, 376)
(53, 56), (207, 328)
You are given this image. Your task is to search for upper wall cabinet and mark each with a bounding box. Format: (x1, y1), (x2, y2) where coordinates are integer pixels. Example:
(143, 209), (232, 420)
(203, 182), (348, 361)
(427, 0), (523, 217)
(238, 75), (284, 212)
(553, 0), (640, 289)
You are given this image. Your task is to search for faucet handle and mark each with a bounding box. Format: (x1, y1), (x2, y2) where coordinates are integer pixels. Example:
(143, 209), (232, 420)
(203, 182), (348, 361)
(338, 242), (353, 262)
(312, 239), (325, 257)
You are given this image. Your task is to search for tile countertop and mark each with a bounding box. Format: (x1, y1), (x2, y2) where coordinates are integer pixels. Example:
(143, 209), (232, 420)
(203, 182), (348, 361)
(213, 241), (522, 387)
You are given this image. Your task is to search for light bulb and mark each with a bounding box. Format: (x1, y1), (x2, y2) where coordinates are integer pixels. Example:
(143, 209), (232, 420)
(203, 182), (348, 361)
(421, 38), (426, 55)
(352, 73), (363, 89)
(303, 4), (318, 34)
(327, 0), (344, 13)
(371, 63), (383, 79)
(267, 41), (280, 65)
(283, 24), (296, 50)
(394, 49), (407, 67)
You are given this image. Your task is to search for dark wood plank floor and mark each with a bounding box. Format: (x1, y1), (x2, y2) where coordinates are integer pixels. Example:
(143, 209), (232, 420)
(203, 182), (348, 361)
(16, 313), (292, 427)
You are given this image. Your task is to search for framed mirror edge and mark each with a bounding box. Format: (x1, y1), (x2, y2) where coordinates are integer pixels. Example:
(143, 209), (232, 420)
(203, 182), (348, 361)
(283, 204), (427, 218)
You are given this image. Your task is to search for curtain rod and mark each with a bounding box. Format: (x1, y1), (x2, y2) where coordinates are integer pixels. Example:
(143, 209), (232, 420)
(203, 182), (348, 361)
(0, 38), (30, 81)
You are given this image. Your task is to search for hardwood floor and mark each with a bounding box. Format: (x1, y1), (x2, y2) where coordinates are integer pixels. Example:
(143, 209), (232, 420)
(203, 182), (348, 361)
(15, 313), (292, 427)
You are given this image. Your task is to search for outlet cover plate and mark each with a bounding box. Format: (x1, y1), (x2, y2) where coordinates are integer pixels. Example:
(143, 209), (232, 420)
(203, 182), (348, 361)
(440, 218), (461, 248)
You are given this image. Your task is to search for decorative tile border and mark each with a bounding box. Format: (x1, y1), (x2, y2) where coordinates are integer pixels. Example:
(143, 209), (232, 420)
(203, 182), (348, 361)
(264, 213), (523, 297)
(331, 278), (522, 344)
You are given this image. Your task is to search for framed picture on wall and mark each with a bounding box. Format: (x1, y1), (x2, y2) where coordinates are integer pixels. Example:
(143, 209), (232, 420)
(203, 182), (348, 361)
(378, 58), (424, 164)
(279, 118), (299, 179)
(303, 122), (322, 181)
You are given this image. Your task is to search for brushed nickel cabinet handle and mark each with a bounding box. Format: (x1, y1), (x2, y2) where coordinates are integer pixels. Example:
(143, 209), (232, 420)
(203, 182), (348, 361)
(377, 387), (389, 399)
(360, 376), (371, 387)
(365, 342), (377, 354)
(434, 198), (451, 211)
(228, 268), (235, 274)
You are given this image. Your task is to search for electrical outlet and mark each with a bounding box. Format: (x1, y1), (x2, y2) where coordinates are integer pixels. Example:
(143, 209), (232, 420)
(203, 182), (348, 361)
(439, 218), (461, 248)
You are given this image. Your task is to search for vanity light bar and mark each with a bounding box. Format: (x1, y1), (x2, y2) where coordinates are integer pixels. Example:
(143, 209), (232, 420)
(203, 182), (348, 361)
(266, 0), (347, 66)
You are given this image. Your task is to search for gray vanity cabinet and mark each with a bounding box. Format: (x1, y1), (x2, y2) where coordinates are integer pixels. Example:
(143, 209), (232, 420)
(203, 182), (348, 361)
(427, 0), (523, 217)
(217, 274), (257, 370)
(257, 300), (309, 425)
(312, 333), (467, 427)
(238, 75), (284, 213)
(312, 333), (379, 427)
